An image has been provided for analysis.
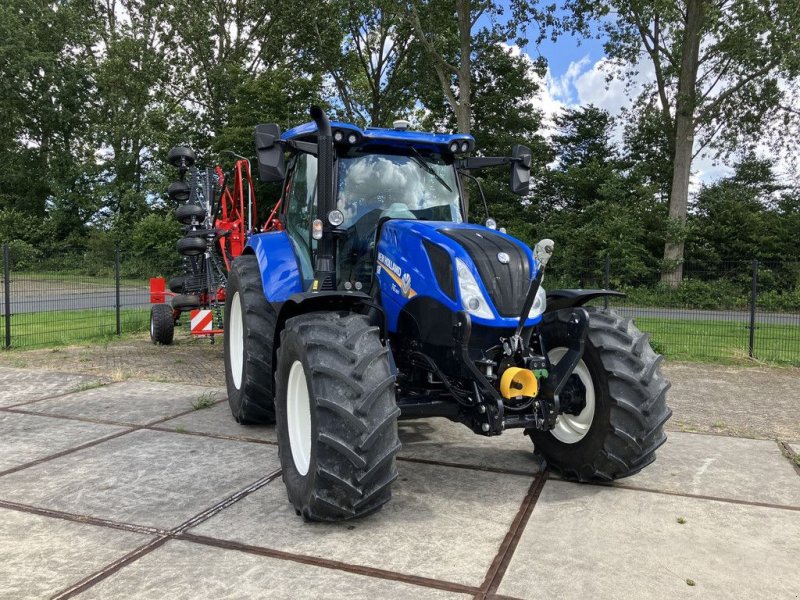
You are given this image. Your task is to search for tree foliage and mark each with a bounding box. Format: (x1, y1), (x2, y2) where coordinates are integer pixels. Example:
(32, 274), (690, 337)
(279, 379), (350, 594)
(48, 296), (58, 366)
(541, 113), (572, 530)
(0, 0), (797, 286)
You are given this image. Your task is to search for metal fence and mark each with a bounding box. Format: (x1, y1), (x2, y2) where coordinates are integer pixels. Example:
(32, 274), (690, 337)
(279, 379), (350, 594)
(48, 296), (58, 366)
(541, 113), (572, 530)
(1, 243), (152, 349)
(2, 242), (799, 364)
(546, 257), (800, 364)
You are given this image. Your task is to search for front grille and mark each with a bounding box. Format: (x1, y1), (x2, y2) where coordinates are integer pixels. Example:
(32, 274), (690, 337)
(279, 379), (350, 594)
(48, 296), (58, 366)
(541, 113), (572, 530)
(440, 228), (531, 317)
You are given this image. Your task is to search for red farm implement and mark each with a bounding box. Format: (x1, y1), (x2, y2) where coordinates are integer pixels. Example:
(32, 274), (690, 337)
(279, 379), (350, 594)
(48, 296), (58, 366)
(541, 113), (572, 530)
(149, 148), (279, 345)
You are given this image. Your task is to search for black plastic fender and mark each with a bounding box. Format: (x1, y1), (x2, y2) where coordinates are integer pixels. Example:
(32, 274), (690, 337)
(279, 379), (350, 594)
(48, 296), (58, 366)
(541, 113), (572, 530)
(545, 289), (625, 312)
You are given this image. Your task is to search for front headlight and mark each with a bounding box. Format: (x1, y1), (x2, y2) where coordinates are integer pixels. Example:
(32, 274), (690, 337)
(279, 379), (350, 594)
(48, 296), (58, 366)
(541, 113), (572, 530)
(528, 285), (547, 319)
(456, 258), (494, 319)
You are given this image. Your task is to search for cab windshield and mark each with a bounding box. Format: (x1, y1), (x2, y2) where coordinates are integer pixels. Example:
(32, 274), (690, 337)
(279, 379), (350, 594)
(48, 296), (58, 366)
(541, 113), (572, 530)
(335, 149), (462, 289)
(336, 151), (463, 226)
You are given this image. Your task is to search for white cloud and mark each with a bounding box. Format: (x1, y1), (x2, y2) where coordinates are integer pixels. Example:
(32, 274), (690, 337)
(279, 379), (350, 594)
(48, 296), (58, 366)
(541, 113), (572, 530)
(521, 51), (799, 187)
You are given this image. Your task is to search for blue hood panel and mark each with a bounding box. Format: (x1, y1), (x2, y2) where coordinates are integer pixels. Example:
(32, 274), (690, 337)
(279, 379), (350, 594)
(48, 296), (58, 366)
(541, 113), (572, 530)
(376, 220), (541, 332)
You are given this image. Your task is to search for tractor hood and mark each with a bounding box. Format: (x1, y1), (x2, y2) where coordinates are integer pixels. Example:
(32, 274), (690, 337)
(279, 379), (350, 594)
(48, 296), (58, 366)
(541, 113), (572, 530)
(375, 220), (541, 331)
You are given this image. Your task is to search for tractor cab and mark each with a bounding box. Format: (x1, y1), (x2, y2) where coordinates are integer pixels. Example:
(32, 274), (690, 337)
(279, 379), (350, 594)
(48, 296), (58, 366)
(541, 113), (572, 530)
(263, 118), (488, 293)
(255, 109), (531, 295)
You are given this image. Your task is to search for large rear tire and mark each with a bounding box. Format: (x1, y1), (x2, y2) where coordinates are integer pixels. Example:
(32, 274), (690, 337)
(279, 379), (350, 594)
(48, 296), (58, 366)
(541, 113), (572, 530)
(275, 312), (400, 521)
(224, 255), (277, 424)
(528, 308), (672, 481)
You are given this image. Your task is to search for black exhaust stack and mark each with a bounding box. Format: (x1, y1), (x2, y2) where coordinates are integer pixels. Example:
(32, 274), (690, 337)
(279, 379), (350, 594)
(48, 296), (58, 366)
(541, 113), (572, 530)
(310, 106), (337, 291)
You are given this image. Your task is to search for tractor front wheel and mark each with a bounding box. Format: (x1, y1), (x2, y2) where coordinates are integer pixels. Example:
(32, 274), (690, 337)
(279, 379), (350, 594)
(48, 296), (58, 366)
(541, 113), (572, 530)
(528, 308), (672, 481)
(275, 312), (400, 521)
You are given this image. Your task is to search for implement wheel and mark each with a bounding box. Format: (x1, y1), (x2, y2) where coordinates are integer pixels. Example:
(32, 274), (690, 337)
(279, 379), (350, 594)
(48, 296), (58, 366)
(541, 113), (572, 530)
(528, 308), (672, 481)
(176, 203), (206, 225)
(224, 255), (277, 424)
(275, 312), (400, 521)
(177, 236), (206, 256)
(150, 304), (174, 345)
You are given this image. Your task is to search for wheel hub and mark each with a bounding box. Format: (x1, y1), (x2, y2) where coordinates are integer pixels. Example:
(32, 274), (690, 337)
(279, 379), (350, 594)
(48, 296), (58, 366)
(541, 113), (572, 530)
(548, 347), (596, 444)
(559, 374), (587, 416)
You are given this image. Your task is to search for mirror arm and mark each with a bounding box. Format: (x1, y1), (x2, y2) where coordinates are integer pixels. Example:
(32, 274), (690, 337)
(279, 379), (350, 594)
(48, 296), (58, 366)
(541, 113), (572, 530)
(286, 140), (318, 155)
(456, 156), (511, 170)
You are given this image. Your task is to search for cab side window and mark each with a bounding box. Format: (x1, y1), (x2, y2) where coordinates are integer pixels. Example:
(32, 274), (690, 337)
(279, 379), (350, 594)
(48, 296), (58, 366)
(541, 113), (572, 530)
(285, 154), (318, 285)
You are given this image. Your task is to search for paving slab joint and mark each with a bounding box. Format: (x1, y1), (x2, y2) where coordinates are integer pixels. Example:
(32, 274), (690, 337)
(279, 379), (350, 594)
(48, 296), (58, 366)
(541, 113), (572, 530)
(777, 440), (800, 477)
(45, 470), (282, 599)
(475, 470), (549, 600)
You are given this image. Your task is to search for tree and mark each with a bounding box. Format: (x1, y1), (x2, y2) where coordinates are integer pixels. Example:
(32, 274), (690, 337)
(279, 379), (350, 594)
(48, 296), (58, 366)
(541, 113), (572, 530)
(0, 0), (96, 220)
(567, 0), (800, 284)
(407, 0), (556, 134)
(536, 106), (667, 282)
(300, 0), (417, 126)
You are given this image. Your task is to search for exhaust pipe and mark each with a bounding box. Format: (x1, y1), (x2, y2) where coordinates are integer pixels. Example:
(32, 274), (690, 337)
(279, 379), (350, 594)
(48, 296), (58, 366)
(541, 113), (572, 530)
(310, 105), (332, 137)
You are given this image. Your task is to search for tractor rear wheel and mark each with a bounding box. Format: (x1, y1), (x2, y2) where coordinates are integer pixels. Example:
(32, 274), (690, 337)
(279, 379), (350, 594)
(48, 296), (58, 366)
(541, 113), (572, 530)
(150, 304), (174, 345)
(528, 308), (671, 481)
(224, 255), (277, 424)
(275, 312), (400, 521)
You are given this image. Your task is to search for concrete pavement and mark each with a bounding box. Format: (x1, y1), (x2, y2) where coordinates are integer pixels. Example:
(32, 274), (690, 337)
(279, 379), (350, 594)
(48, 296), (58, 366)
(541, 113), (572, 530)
(0, 366), (798, 599)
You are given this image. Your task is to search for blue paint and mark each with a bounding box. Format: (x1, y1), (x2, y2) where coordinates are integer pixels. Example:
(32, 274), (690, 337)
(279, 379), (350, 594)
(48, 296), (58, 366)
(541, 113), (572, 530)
(245, 231), (303, 302)
(375, 220), (542, 331)
(282, 121), (475, 152)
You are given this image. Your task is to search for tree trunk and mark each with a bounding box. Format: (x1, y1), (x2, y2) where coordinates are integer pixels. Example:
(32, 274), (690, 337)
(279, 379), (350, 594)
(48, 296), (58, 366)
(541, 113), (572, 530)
(661, 0), (704, 287)
(455, 0), (472, 213)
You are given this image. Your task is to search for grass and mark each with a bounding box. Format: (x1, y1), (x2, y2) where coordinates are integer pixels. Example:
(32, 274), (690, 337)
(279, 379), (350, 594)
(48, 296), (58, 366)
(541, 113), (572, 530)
(1, 308), (150, 350)
(67, 381), (105, 393)
(633, 316), (800, 365)
(192, 391), (217, 410)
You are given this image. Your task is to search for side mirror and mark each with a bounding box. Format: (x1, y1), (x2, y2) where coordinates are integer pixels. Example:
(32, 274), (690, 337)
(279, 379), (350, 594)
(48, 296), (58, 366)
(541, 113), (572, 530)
(510, 144), (531, 196)
(255, 124), (286, 182)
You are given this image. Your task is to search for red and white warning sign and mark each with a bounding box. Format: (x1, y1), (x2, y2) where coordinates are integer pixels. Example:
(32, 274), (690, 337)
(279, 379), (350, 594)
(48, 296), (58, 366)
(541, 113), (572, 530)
(190, 309), (214, 334)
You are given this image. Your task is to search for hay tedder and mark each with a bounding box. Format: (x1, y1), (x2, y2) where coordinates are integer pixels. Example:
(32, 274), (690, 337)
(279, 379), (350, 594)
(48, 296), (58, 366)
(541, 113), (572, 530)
(149, 149), (281, 344)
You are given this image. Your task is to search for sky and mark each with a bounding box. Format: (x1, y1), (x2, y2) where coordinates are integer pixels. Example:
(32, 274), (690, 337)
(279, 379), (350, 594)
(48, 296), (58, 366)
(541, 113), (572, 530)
(490, 6), (742, 187)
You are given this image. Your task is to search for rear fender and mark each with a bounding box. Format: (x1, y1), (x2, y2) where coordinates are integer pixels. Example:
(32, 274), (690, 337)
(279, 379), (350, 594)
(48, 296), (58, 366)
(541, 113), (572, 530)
(545, 289), (625, 312)
(244, 231), (303, 302)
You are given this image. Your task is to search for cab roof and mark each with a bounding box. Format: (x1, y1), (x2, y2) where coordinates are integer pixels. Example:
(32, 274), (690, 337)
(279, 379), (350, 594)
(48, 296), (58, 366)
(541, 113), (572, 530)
(281, 121), (476, 154)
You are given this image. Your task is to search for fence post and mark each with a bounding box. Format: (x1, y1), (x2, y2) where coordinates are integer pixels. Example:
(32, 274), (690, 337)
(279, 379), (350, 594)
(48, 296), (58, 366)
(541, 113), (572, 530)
(115, 248), (121, 336)
(603, 255), (610, 309)
(3, 243), (10, 349)
(748, 259), (758, 358)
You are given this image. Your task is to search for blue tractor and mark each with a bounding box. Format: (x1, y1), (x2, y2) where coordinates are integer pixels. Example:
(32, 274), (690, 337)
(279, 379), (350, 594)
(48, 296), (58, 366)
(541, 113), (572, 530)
(223, 107), (671, 521)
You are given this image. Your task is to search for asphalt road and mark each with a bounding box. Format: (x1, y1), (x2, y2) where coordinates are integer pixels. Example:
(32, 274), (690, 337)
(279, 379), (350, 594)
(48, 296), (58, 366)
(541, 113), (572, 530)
(0, 282), (797, 325)
(0, 287), (152, 314)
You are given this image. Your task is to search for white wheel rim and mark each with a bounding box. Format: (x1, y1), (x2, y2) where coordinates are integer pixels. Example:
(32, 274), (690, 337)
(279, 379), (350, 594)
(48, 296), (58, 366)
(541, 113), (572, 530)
(549, 347), (596, 444)
(150, 313), (154, 338)
(287, 360), (312, 476)
(229, 292), (244, 390)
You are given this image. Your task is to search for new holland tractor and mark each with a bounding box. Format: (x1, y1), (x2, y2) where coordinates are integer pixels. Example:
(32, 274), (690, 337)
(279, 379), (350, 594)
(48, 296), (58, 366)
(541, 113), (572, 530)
(222, 107), (671, 521)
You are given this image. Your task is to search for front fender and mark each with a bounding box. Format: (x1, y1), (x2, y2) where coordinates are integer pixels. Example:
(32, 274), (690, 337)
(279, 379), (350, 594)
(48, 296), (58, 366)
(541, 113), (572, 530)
(545, 289), (625, 312)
